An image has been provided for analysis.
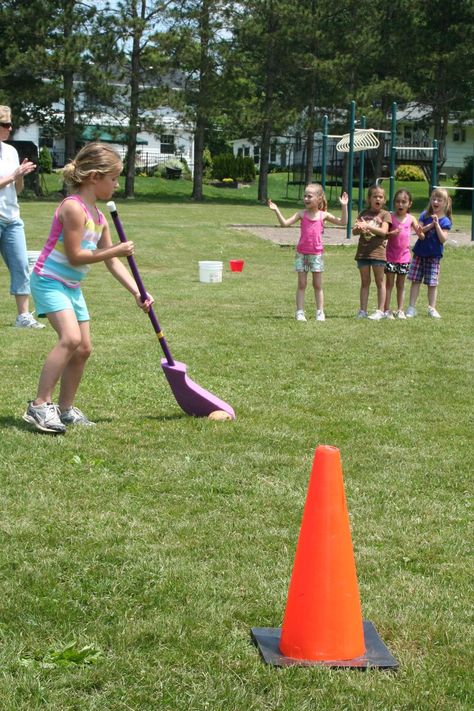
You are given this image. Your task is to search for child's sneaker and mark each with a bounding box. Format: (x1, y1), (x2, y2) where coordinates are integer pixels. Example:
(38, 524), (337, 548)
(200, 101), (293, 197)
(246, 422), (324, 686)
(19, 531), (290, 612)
(394, 310), (406, 319)
(316, 309), (326, 321)
(383, 310), (394, 319)
(60, 406), (96, 426)
(368, 309), (384, 321)
(427, 306), (441, 319)
(295, 310), (307, 322)
(14, 312), (45, 329)
(22, 401), (66, 434)
(405, 305), (417, 318)
(356, 309), (368, 319)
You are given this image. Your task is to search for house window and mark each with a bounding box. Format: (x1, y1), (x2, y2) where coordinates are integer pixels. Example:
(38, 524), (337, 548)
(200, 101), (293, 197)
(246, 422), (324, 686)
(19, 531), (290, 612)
(453, 127), (466, 142)
(160, 134), (175, 153)
(243, 146), (250, 157)
(270, 143), (277, 163)
(253, 146), (260, 164)
(237, 147), (243, 156)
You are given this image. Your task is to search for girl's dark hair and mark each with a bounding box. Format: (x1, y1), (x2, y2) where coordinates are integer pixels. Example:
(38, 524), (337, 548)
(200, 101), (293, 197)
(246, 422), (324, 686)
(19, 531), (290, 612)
(394, 188), (413, 210)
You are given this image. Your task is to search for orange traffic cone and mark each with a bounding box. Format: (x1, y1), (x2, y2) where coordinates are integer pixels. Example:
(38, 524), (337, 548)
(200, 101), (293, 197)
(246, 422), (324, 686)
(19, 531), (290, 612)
(279, 444), (364, 660)
(251, 445), (398, 669)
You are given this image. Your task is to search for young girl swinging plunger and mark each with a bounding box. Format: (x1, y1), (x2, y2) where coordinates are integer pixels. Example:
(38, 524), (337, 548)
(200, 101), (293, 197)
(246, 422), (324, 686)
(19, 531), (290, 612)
(23, 143), (153, 434)
(268, 184), (348, 321)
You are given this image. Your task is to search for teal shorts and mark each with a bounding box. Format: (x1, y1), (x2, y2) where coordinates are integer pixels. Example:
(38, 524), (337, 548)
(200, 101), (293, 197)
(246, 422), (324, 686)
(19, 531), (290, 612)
(295, 252), (324, 272)
(30, 272), (90, 321)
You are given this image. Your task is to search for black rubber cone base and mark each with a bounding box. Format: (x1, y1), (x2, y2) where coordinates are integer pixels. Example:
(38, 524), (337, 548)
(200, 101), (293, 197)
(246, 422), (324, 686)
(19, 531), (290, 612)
(251, 620), (398, 669)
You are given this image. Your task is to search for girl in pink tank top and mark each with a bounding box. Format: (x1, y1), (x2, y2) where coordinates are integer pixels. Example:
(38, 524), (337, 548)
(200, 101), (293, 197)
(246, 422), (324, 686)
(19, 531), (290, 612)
(384, 189), (422, 319)
(268, 184), (348, 322)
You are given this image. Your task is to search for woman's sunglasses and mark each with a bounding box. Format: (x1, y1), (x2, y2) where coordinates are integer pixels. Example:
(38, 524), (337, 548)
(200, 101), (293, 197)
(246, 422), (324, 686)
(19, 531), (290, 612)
(0, 122), (13, 129)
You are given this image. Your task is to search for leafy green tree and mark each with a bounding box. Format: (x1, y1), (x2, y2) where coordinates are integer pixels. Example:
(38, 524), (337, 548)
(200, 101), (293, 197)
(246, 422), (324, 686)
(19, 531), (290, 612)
(153, 0), (233, 200)
(230, 0), (300, 202)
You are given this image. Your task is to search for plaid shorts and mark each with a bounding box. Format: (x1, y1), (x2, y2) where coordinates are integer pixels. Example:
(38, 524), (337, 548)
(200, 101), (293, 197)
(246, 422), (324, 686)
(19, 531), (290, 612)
(407, 256), (441, 286)
(385, 261), (410, 275)
(295, 252), (324, 272)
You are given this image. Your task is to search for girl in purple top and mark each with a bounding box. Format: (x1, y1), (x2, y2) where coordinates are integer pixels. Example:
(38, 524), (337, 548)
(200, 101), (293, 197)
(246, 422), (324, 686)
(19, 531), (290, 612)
(384, 189), (422, 319)
(268, 184), (348, 322)
(406, 187), (452, 319)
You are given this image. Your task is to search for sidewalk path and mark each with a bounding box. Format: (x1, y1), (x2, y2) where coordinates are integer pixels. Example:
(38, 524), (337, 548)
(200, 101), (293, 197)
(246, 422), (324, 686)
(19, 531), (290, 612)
(230, 224), (473, 248)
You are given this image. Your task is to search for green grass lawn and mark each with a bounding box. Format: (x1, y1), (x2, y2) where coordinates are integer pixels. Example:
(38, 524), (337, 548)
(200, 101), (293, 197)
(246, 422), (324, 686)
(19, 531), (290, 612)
(0, 186), (472, 709)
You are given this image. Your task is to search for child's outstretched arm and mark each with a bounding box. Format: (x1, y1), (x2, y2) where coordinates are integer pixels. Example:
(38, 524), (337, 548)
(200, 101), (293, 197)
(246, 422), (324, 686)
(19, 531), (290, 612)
(325, 191), (348, 226)
(267, 199), (301, 227)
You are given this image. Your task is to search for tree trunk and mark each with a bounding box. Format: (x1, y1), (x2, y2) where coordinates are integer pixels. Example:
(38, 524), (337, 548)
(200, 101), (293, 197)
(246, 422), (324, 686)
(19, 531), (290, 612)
(258, 117), (272, 203)
(192, 119), (205, 200)
(124, 1), (142, 198)
(192, 0), (211, 201)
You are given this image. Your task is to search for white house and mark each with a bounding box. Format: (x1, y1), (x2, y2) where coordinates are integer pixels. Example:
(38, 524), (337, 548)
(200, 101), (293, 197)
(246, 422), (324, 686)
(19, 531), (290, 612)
(13, 106), (195, 173)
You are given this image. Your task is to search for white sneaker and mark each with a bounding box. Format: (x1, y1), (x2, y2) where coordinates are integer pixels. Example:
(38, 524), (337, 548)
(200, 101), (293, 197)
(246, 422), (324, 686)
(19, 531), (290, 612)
(295, 310), (307, 322)
(14, 312), (45, 329)
(356, 309), (368, 319)
(23, 401), (66, 434)
(394, 310), (406, 319)
(383, 310), (395, 320)
(316, 309), (326, 321)
(428, 306), (441, 319)
(405, 305), (417, 318)
(368, 309), (384, 321)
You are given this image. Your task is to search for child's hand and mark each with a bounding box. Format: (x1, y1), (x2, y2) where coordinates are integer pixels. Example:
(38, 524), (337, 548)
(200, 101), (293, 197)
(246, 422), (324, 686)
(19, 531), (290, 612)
(414, 222), (424, 238)
(339, 192), (349, 205)
(116, 240), (135, 257)
(432, 214), (439, 225)
(354, 219), (368, 232)
(267, 199), (278, 211)
(135, 291), (154, 312)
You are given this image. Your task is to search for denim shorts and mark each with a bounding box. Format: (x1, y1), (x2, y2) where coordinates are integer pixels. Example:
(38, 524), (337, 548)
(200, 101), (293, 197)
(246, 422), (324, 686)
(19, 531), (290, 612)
(407, 255), (441, 286)
(295, 252), (324, 272)
(30, 272), (90, 321)
(357, 258), (386, 269)
(0, 218), (30, 295)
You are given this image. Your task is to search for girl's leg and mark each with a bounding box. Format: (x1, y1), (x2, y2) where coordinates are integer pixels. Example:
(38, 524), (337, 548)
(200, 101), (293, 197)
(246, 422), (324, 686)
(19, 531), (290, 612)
(296, 272), (307, 311)
(427, 285), (438, 309)
(384, 272), (395, 312)
(396, 274), (407, 311)
(359, 266), (371, 311)
(312, 271), (323, 311)
(33, 310), (83, 405)
(372, 265), (386, 312)
(58, 320), (92, 410)
(408, 280), (421, 308)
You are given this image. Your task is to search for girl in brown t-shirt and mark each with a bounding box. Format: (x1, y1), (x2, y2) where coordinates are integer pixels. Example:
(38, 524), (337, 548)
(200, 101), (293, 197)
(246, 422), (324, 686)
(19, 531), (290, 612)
(353, 185), (392, 320)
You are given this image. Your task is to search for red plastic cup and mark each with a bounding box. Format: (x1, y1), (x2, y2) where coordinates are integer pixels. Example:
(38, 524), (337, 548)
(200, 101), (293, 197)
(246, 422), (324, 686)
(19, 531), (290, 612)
(229, 260), (244, 272)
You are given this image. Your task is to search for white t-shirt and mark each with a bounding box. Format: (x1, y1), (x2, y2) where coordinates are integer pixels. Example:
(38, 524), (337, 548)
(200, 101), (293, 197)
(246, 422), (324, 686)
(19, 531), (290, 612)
(0, 142), (20, 221)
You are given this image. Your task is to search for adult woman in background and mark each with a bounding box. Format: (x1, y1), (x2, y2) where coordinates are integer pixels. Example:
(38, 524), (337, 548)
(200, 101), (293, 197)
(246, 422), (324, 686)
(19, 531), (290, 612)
(0, 105), (44, 328)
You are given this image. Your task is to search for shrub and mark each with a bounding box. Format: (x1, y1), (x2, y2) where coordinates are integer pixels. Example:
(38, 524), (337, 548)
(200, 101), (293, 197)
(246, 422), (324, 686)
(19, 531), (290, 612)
(395, 164), (425, 182)
(38, 146), (53, 174)
(211, 154), (255, 182)
(453, 155), (473, 209)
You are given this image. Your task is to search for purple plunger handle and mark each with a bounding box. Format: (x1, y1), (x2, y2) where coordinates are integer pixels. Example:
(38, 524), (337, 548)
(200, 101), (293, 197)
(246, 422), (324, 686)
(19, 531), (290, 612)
(106, 201), (175, 366)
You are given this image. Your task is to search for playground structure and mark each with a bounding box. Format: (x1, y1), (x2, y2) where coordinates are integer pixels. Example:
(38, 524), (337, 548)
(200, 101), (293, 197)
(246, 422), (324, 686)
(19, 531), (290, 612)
(286, 101), (458, 240)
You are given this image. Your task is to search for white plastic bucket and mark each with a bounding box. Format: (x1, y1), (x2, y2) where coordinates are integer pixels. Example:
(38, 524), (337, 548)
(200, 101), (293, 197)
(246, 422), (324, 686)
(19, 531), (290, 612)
(199, 260), (223, 283)
(27, 250), (41, 273)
